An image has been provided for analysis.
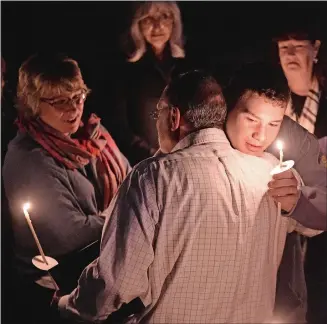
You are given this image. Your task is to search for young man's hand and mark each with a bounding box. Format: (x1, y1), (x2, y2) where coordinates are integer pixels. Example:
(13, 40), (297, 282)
(268, 169), (301, 213)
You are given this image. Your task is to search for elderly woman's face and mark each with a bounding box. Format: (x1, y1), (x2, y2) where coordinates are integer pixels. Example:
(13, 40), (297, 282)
(39, 89), (86, 135)
(140, 6), (173, 52)
(278, 39), (320, 77)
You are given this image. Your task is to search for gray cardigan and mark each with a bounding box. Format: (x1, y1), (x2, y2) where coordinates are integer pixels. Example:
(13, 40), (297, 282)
(3, 131), (131, 280)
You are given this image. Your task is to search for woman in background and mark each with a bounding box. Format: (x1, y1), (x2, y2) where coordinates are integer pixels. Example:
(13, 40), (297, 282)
(109, 1), (206, 165)
(275, 25), (327, 139)
(273, 23), (327, 324)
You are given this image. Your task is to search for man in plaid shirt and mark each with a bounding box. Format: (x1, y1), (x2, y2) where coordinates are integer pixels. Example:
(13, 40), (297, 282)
(58, 70), (322, 323)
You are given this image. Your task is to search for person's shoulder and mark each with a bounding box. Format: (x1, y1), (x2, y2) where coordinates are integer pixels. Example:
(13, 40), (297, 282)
(274, 116), (321, 163)
(233, 149), (278, 169)
(129, 155), (162, 177)
(130, 151), (186, 179)
(3, 132), (61, 176)
(279, 116), (312, 142)
(6, 131), (42, 158)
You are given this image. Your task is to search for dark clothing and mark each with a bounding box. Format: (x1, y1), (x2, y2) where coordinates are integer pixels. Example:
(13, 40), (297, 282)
(1, 91), (19, 324)
(267, 115), (327, 323)
(291, 91), (306, 117)
(314, 91), (327, 139)
(273, 233), (307, 323)
(305, 232), (327, 324)
(108, 47), (209, 166)
(1, 89), (17, 161)
(6, 278), (67, 324)
(305, 91), (327, 324)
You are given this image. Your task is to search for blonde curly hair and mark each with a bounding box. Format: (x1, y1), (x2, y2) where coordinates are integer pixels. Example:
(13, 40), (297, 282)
(17, 53), (90, 118)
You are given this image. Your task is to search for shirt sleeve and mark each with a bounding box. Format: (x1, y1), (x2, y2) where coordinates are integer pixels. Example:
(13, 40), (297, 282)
(267, 116), (327, 230)
(288, 218), (323, 237)
(61, 167), (158, 322)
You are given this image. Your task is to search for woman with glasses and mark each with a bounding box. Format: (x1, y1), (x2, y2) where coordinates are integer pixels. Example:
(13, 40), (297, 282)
(109, 1), (206, 165)
(2, 53), (131, 323)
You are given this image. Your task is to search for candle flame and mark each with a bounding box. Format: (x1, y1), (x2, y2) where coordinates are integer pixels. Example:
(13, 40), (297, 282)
(23, 202), (31, 212)
(276, 140), (283, 150)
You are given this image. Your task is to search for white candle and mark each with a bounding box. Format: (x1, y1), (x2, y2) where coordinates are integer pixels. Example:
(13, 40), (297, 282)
(276, 140), (284, 167)
(23, 203), (48, 265)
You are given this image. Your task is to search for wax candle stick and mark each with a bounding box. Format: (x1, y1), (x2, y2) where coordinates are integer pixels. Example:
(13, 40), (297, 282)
(276, 140), (284, 167)
(23, 203), (48, 265)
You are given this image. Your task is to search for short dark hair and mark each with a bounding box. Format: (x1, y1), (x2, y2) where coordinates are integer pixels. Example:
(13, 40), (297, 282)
(224, 62), (290, 113)
(164, 70), (227, 130)
(271, 21), (326, 89)
(272, 19), (320, 44)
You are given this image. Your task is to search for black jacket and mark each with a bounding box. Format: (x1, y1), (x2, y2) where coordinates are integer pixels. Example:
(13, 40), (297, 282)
(107, 46), (210, 166)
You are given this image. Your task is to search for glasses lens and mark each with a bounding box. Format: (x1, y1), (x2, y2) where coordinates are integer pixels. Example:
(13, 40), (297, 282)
(42, 90), (87, 111)
(150, 110), (158, 120)
(72, 93), (86, 105)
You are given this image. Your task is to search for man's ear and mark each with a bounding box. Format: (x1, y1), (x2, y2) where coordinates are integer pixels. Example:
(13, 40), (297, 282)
(169, 106), (181, 131)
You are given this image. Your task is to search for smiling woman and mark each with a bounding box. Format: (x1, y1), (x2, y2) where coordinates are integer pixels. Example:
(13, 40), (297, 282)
(2, 53), (131, 323)
(17, 54), (90, 135)
(108, 2), (202, 166)
(128, 1), (184, 62)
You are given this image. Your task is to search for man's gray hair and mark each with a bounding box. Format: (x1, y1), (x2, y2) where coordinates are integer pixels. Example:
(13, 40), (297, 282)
(164, 70), (227, 130)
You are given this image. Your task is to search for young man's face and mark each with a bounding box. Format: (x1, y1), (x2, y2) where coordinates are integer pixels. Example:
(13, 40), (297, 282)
(226, 92), (286, 157)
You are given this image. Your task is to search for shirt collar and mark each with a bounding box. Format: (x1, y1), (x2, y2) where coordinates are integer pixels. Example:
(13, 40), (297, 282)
(171, 128), (231, 153)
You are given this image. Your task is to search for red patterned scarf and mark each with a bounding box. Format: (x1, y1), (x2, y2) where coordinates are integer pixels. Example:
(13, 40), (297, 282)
(16, 114), (128, 210)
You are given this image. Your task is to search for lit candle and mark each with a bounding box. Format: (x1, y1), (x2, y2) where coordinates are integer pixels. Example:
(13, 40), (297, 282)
(23, 203), (48, 265)
(276, 140), (284, 167)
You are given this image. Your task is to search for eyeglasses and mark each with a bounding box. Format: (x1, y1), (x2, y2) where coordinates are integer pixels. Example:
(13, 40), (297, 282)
(40, 90), (88, 111)
(140, 13), (173, 28)
(150, 109), (161, 120)
(150, 104), (171, 120)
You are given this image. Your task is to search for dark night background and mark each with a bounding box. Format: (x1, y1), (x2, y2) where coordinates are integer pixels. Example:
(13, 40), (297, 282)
(1, 2), (327, 322)
(2, 1), (327, 95)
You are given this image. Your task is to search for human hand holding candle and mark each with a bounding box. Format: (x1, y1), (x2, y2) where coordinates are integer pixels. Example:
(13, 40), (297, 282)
(268, 170), (301, 213)
(269, 140), (299, 213)
(22, 202), (60, 290)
